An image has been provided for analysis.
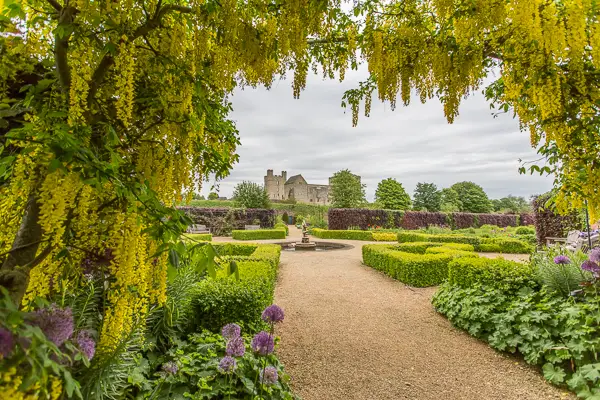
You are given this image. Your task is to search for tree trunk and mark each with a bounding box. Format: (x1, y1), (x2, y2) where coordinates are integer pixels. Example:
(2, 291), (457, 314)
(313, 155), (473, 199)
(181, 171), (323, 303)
(0, 191), (44, 305)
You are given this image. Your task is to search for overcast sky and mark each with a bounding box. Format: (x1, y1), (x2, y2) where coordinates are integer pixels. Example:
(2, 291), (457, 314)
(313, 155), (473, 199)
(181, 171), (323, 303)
(199, 67), (553, 202)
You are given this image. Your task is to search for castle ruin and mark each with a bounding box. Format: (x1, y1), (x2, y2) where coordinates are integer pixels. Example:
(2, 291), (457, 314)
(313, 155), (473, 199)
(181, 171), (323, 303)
(264, 170), (361, 205)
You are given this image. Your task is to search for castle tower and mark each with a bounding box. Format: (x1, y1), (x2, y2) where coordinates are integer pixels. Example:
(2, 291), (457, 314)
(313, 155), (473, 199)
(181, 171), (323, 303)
(264, 170), (287, 200)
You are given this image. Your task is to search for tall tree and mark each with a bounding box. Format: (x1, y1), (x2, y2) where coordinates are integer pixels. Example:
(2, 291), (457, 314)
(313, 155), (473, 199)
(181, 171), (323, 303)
(208, 192), (220, 200)
(374, 178), (411, 210)
(329, 169), (366, 208)
(492, 195), (532, 214)
(451, 182), (492, 214)
(232, 181), (270, 209)
(440, 188), (462, 213)
(413, 183), (442, 212)
(345, 1), (600, 220)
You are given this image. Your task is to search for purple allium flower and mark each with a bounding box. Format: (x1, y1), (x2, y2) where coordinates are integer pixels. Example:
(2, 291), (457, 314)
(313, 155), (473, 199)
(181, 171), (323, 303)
(261, 305), (285, 324)
(260, 366), (278, 385)
(554, 255), (571, 264)
(251, 331), (274, 356)
(226, 336), (245, 357)
(218, 356), (237, 373)
(221, 323), (241, 341)
(75, 330), (96, 361)
(581, 260), (600, 274)
(162, 361), (178, 375)
(32, 305), (74, 347)
(590, 248), (600, 263)
(0, 328), (15, 358)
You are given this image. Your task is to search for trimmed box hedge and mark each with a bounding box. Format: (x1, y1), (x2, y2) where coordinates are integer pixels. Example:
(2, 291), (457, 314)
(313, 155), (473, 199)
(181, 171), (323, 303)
(274, 222), (288, 235)
(362, 243), (478, 287)
(183, 233), (213, 242)
(189, 244), (281, 332)
(311, 228), (374, 240)
(447, 256), (534, 290)
(372, 232), (400, 241)
(397, 232), (533, 254)
(231, 229), (286, 240)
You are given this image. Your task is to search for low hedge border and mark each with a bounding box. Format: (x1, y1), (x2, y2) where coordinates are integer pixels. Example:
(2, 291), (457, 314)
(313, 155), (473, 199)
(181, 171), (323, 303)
(231, 229), (286, 240)
(447, 257), (534, 290)
(362, 243), (479, 287)
(274, 222), (289, 235)
(372, 232), (398, 241)
(183, 233), (213, 242)
(311, 228), (373, 241)
(397, 232), (533, 254)
(190, 244), (281, 333)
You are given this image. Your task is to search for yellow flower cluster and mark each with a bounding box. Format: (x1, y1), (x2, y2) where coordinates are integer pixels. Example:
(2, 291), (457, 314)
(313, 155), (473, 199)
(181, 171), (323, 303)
(115, 39), (136, 127)
(68, 43), (93, 126)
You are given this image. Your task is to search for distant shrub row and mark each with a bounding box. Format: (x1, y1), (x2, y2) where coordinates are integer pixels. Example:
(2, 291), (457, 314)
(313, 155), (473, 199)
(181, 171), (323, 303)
(311, 228), (397, 241)
(178, 207), (276, 235)
(328, 209), (533, 231)
(397, 232), (533, 254)
(231, 229), (286, 240)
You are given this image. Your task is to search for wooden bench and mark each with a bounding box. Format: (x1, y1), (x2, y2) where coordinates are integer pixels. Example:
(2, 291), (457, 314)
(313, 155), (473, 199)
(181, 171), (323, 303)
(186, 224), (210, 234)
(244, 225), (261, 230)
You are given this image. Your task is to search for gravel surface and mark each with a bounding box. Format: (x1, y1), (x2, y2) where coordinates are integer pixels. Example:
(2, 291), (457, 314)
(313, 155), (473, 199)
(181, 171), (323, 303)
(271, 231), (572, 400)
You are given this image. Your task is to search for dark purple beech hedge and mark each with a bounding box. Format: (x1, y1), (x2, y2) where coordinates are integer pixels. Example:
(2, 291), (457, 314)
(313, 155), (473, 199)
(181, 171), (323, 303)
(328, 209), (532, 231)
(532, 194), (580, 245)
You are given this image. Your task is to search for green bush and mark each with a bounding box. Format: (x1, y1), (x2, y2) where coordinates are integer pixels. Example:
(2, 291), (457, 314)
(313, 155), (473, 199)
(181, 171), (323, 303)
(425, 247), (478, 258)
(189, 244), (281, 332)
(274, 222), (288, 235)
(398, 231), (532, 253)
(231, 229), (286, 240)
(447, 256), (534, 290)
(516, 226), (535, 235)
(311, 228), (373, 240)
(372, 232), (398, 241)
(183, 233), (213, 241)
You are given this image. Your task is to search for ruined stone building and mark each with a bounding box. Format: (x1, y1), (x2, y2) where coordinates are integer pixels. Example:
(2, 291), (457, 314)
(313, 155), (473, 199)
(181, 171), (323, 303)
(264, 170), (361, 205)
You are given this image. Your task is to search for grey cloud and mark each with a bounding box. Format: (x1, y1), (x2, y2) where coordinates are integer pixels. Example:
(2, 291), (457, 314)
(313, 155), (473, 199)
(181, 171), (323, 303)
(201, 67), (552, 201)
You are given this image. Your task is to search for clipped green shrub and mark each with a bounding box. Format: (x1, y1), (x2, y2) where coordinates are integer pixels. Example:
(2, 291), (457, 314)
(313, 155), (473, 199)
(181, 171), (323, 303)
(311, 228), (373, 240)
(447, 256), (534, 290)
(393, 242), (438, 253)
(516, 226), (535, 235)
(274, 222), (288, 235)
(475, 243), (502, 252)
(183, 233), (213, 242)
(231, 229), (286, 240)
(189, 244), (281, 332)
(396, 232), (429, 242)
(478, 238), (533, 254)
(425, 247), (478, 258)
(372, 232), (398, 241)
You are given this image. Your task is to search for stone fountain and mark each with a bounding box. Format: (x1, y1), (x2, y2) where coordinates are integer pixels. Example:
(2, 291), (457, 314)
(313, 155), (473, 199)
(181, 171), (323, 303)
(294, 222), (317, 250)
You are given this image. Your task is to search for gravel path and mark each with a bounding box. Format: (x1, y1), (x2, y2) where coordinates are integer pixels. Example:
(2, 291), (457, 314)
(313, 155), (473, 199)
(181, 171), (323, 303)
(273, 233), (571, 400)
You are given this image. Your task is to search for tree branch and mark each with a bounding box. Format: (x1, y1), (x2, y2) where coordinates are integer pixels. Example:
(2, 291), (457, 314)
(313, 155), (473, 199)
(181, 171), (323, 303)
(55, 6), (77, 92)
(46, 0), (62, 11)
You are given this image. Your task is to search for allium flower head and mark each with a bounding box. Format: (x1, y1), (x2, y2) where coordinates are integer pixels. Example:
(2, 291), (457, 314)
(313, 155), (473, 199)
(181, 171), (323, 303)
(251, 331), (274, 356)
(226, 336), (245, 357)
(581, 260), (600, 274)
(32, 305), (74, 346)
(162, 361), (178, 375)
(554, 255), (571, 264)
(221, 323), (241, 340)
(76, 330), (96, 360)
(0, 328), (15, 358)
(261, 305), (284, 324)
(590, 248), (600, 263)
(260, 366), (278, 385)
(218, 356), (237, 373)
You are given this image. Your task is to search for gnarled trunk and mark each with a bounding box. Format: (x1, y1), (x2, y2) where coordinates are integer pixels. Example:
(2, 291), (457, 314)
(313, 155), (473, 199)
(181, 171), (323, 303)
(0, 191), (44, 305)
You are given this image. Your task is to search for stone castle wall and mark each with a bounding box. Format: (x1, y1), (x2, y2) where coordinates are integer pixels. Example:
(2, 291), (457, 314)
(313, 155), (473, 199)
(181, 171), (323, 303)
(264, 170), (332, 205)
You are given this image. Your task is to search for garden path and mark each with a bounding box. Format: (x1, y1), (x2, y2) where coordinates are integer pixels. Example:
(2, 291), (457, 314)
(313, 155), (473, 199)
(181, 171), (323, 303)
(272, 228), (571, 400)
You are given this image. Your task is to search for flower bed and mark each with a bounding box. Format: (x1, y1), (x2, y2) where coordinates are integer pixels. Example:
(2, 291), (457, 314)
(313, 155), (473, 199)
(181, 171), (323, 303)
(231, 229), (286, 240)
(397, 232), (533, 254)
(190, 244), (281, 332)
(433, 249), (600, 397)
(362, 243), (478, 287)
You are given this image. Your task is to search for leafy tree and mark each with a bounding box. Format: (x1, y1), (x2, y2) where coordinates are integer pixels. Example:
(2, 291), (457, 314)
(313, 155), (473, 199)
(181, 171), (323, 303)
(440, 188), (462, 213)
(329, 169), (366, 208)
(451, 182), (492, 213)
(232, 182), (270, 209)
(192, 194), (206, 200)
(374, 178), (411, 210)
(208, 192), (220, 200)
(492, 195), (532, 214)
(345, 1), (600, 219)
(0, 0), (355, 363)
(413, 183), (442, 212)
